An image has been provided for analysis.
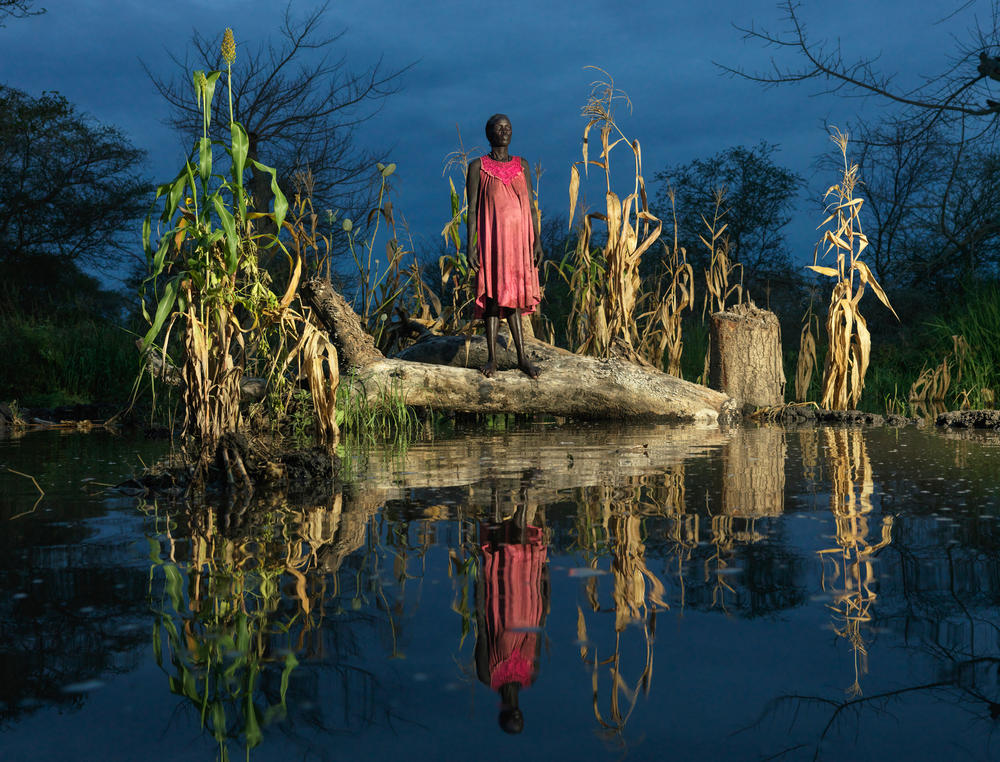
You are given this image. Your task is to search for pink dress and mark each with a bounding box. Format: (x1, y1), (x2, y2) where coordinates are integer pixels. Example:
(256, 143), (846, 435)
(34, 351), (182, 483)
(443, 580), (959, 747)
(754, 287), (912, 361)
(474, 155), (541, 318)
(476, 522), (547, 690)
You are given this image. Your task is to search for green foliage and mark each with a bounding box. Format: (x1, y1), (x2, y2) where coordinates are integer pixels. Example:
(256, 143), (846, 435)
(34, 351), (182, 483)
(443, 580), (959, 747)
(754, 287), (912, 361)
(140, 50), (297, 460)
(0, 86), (149, 273)
(288, 388), (316, 443)
(0, 310), (139, 406)
(678, 316), (710, 383)
(923, 281), (1000, 408)
(336, 372), (418, 446)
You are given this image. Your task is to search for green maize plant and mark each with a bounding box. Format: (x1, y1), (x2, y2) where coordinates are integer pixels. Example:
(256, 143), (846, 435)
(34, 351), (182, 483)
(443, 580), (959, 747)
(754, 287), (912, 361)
(140, 29), (339, 482)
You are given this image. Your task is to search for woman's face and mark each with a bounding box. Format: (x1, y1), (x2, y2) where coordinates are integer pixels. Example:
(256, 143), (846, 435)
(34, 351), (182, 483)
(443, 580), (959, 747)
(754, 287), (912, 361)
(487, 117), (512, 147)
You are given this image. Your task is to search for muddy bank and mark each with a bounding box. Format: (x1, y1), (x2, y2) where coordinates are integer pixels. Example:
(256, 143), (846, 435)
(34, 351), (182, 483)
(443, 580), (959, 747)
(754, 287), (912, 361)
(937, 409), (1000, 429)
(117, 433), (339, 502)
(753, 405), (921, 427)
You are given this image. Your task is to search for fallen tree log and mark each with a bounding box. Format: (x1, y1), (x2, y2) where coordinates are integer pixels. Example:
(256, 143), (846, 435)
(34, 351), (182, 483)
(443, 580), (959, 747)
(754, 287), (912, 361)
(301, 278), (736, 424)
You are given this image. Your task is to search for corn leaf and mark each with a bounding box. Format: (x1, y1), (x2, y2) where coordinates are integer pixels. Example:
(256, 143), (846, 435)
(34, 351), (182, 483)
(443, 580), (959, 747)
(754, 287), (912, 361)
(569, 163), (580, 230)
(212, 195), (239, 274)
(807, 265), (840, 277)
(142, 276), (180, 350)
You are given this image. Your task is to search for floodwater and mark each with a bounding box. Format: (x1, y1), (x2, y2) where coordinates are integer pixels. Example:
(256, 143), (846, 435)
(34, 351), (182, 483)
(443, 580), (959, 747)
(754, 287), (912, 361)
(1, 422), (999, 761)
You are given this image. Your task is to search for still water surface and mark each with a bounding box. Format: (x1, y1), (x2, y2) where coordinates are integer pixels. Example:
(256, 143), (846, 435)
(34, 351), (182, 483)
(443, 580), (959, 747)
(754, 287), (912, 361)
(1, 423), (999, 761)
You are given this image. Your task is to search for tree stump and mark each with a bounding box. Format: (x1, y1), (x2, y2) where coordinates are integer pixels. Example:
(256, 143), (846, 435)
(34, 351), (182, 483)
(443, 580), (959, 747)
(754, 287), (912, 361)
(709, 302), (785, 411)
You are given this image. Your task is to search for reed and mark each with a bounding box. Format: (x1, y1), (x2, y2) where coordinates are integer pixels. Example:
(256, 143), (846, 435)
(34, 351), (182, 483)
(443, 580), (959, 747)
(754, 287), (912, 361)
(808, 129), (897, 410)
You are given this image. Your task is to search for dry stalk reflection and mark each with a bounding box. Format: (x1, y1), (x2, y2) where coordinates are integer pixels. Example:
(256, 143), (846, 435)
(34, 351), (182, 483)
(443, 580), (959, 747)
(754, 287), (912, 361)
(817, 429), (893, 696)
(574, 480), (673, 737)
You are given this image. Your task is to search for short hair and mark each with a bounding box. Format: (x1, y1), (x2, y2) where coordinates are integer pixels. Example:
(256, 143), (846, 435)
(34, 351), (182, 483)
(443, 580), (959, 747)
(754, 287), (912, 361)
(485, 113), (510, 139)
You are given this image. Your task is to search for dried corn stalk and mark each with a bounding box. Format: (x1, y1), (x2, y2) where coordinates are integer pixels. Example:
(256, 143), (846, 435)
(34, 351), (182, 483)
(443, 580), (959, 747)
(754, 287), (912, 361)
(701, 189), (744, 318)
(808, 129), (897, 410)
(637, 190), (694, 374)
(567, 68), (662, 359)
(795, 302), (819, 402)
(908, 334), (969, 404)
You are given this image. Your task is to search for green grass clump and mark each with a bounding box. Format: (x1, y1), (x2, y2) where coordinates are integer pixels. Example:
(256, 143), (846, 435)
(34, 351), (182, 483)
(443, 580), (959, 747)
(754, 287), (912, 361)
(0, 311), (139, 406)
(924, 281), (1000, 408)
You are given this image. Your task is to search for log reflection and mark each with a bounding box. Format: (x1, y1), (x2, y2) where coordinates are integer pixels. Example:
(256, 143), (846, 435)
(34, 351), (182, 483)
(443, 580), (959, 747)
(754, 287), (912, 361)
(705, 427), (785, 612)
(722, 427), (786, 518)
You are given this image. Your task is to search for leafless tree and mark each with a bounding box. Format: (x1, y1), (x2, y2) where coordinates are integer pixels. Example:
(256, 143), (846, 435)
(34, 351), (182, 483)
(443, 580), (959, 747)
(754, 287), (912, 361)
(144, 1), (409, 218)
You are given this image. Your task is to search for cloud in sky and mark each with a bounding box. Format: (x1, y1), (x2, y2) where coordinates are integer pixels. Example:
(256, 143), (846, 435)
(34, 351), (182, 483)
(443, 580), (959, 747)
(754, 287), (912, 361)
(0, 0), (984, 273)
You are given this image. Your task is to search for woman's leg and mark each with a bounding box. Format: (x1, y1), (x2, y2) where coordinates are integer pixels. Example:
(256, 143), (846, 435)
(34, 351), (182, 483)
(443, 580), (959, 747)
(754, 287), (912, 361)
(506, 309), (539, 379)
(481, 298), (500, 378)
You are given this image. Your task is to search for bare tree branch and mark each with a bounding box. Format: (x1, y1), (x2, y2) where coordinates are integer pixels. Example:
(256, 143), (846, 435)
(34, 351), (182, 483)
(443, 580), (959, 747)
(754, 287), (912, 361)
(717, 1), (1000, 121)
(0, 0), (43, 25)
(142, 1), (412, 216)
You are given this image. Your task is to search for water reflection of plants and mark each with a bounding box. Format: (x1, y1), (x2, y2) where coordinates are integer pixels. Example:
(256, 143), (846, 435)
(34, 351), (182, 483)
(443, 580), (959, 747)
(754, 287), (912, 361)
(817, 429), (893, 695)
(143, 493), (392, 759)
(572, 480), (671, 738)
(147, 505), (313, 759)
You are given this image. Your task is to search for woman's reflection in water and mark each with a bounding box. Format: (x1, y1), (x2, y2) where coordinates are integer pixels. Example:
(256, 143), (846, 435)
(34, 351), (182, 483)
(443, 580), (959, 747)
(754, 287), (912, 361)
(475, 489), (549, 734)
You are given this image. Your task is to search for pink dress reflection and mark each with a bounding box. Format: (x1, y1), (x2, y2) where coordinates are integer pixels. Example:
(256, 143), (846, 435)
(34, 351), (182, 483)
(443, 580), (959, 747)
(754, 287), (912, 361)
(475, 518), (548, 734)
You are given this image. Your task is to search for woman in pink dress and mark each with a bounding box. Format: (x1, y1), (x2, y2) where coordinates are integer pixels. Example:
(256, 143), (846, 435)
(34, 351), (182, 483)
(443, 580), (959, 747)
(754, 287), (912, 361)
(466, 114), (543, 378)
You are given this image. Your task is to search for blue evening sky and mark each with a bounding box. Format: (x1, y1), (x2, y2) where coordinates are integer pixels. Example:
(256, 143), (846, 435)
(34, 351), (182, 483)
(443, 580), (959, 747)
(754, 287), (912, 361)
(0, 0), (985, 286)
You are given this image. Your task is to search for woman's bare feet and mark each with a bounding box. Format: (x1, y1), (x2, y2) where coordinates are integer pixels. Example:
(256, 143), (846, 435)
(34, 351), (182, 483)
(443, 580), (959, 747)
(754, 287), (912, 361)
(518, 360), (539, 379)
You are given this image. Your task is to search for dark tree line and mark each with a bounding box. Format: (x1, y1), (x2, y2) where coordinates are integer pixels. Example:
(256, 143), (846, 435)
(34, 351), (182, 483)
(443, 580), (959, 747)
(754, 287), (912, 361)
(0, 2), (408, 315)
(653, 141), (803, 292)
(0, 86), (149, 312)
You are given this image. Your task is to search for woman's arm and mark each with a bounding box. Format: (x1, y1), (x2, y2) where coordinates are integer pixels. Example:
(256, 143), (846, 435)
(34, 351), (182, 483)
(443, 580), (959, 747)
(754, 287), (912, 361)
(466, 158), (481, 274)
(523, 158), (543, 267)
